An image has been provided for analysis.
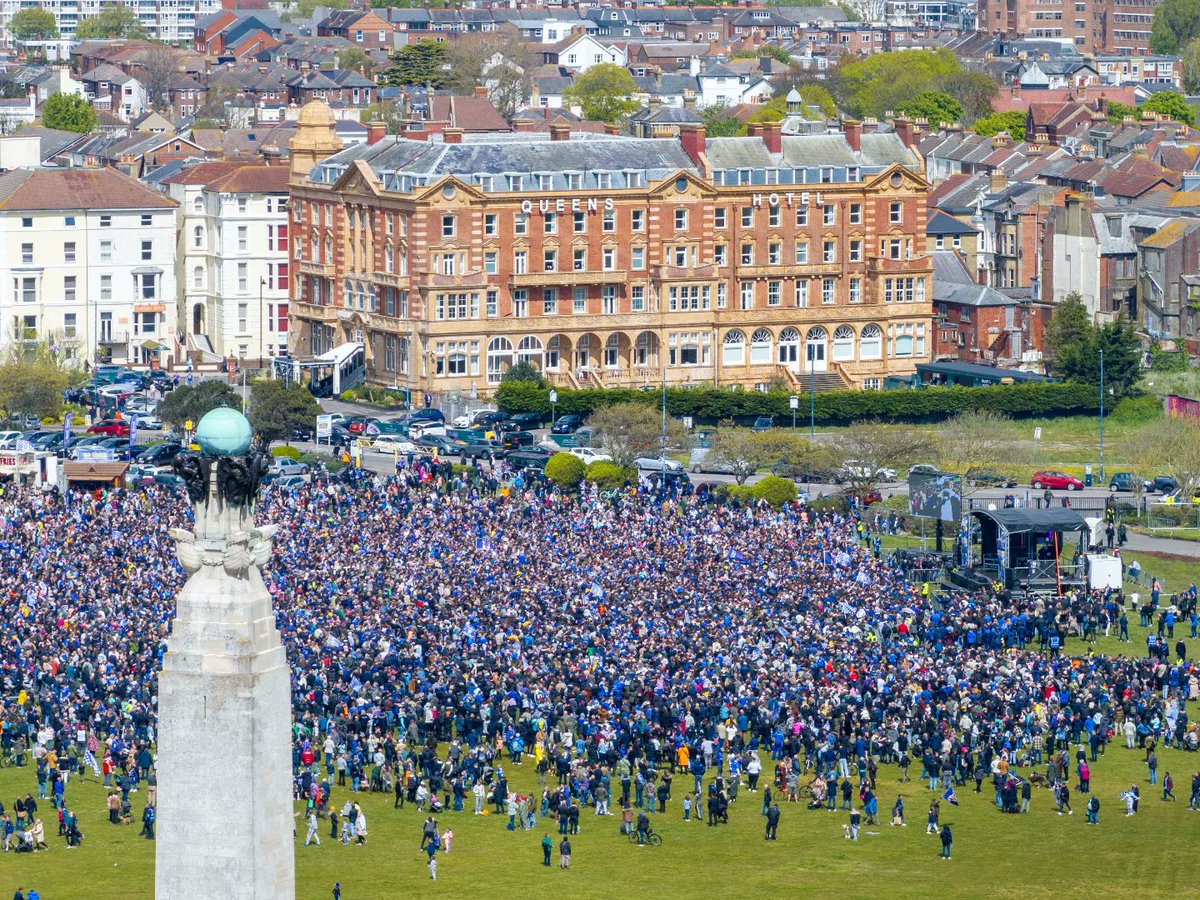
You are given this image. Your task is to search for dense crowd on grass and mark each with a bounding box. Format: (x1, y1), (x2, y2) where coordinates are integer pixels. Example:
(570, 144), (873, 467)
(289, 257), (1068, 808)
(0, 463), (1197, 867)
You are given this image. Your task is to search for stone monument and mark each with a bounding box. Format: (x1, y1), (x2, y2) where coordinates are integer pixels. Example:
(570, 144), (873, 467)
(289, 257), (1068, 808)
(155, 407), (295, 900)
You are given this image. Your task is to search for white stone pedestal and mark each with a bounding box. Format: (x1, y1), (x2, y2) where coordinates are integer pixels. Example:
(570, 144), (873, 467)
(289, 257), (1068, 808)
(155, 474), (295, 900)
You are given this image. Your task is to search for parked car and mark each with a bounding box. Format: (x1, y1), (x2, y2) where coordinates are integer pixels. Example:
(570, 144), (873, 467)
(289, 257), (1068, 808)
(502, 431), (536, 451)
(505, 412), (543, 431)
(551, 414), (585, 435)
(345, 416), (370, 435)
(66, 435), (109, 458)
(88, 419), (131, 437)
(453, 408), (494, 428)
(839, 460), (897, 482)
(133, 415), (163, 430)
(751, 416), (775, 432)
(457, 438), (506, 461)
(409, 409), (446, 425)
(408, 421), (447, 440)
(0, 430), (21, 449)
(634, 456), (684, 473)
(690, 448), (738, 475)
(274, 474), (309, 489)
(146, 471), (186, 490)
(1109, 472), (1148, 493)
(507, 447), (554, 471)
(270, 458), (310, 477)
(1149, 475), (1178, 494)
(1031, 470), (1082, 491)
(136, 442), (182, 469)
(371, 436), (417, 455)
(416, 434), (465, 454)
(908, 464), (941, 478)
(30, 431), (65, 451)
(568, 447), (612, 464)
(472, 410), (507, 428)
(290, 424), (315, 442)
(964, 468), (1017, 488)
(840, 487), (884, 506)
(771, 459), (841, 484)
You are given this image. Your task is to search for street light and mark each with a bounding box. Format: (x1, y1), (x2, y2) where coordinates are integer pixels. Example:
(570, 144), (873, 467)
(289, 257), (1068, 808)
(789, 394), (799, 431)
(549, 389), (558, 431)
(259, 276), (267, 375)
(1099, 347), (1105, 481)
(809, 351), (816, 442)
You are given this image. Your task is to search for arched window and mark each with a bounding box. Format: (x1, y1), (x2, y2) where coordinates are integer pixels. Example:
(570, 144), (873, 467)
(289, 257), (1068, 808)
(722, 329), (745, 366)
(634, 332), (656, 366)
(778, 327), (799, 365)
(805, 326), (827, 371)
(516, 335), (544, 369)
(192, 196), (202, 213)
(832, 325), (855, 361)
(604, 334), (620, 369)
(750, 328), (772, 365)
(860, 324), (883, 360)
(487, 336), (513, 383)
(192, 265), (203, 289)
(192, 224), (204, 249)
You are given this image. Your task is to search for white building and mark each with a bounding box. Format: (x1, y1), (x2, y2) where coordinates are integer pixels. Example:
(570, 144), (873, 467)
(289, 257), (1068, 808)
(555, 33), (627, 72)
(0, 0), (221, 46)
(0, 167), (178, 367)
(163, 159), (290, 365)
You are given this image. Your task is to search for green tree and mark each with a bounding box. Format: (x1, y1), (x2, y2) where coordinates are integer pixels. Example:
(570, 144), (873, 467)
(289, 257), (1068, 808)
(0, 349), (70, 422)
(544, 452), (585, 490)
(750, 84), (838, 122)
(709, 429), (810, 485)
(41, 94), (97, 134)
(156, 380), (243, 428)
(836, 49), (962, 119)
(732, 45), (792, 64)
(941, 70), (998, 123)
(935, 410), (1023, 480)
(1106, 101), (1137, 124)
(751, 475), (798, 507)
(563, 63), (639, 124)
(1150, 0), (1200, 54)
(584, 460), (635, 490)
(584, 401), (687, 468)
(1184, 38), (1200, 94)
(10, 8), (58, 42)
(822, 422), (932, 497)
(700, 103), (744, 137)
(1141, 90), (1195, 125)
(337, 47), (375, 76)
(74, 3), (144, 39)
(380, 39), (450, 89)
(1057, 316), (1143, 396)
(971, 110), (1027, 141)
(500, 360), (545, 387)
(899, 90), (964, 125)
(247, 379), (321, 445)
(1044, 292), (1093, 366)
(359, 100), (406, 134)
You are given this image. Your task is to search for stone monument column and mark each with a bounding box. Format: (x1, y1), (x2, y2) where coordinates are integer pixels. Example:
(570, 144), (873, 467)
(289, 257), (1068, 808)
(155, 407), (295, 900)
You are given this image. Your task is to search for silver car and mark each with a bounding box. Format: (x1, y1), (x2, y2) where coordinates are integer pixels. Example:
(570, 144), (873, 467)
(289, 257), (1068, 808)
(635, 456), (684, 473)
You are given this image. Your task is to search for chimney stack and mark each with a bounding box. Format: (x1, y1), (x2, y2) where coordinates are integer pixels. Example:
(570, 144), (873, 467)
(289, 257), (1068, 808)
(989, 169), (1008, 194)
(366, 120), (386, 146)
(549, 123), (571, 141)
(513, 120), (534, 132)
(895, 116), (915, 148)
(843, 118), (861, 152)
(678, 123), (706, 165)
(473, 85), (488, 99)
(443, 127), (463, 144)
(760, 121), (782, 154)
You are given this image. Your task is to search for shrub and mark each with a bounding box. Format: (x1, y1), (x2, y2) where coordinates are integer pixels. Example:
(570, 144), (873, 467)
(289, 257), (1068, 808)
(752, 475), (798, 507)
(585, 460), (635, 490)
(808, 494), (850, 513)
(1109, 394), (1161, 423)
(719, 484), (756, 505)
(271, 445), (301, 460)
(545, 452), (586, 490)
(340, 388), (360, 402)
(40, 416), (57, 426)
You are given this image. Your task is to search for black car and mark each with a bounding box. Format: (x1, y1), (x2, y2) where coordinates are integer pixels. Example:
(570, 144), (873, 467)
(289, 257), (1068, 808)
(457, 439), (506, 461)
(551, 414), (585, 435)
(416, 434), (465, 454)
(771, 459), (840, 483)
(137, 442), (182, 467)
(965, 468), (1018, 489)
(473, 411), (508, 427)
(506, 411), (543, 431)
(507, 447), (554, 471)
(409, 409), (446, 425)
(502, 431), (536, 451)
(1150, 475), (1178, 494)
(290, 424), (315, 442)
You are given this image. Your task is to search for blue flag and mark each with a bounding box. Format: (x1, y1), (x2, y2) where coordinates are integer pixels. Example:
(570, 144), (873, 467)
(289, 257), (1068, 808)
(942, 785), (958, 807)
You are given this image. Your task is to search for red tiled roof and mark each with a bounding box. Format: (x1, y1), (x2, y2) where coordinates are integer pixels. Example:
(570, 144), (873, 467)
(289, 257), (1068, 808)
(159, 159), (249, 186)
(0, 168), (175, 211)
(205, 163), (290, 193)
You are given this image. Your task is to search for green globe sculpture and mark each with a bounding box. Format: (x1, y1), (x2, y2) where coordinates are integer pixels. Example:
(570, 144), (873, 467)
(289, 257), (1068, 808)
(195, 406), (252, 458)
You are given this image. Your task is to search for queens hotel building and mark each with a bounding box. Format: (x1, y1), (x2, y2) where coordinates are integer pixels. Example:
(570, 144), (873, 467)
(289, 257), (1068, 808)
(286, 101), (932, 394)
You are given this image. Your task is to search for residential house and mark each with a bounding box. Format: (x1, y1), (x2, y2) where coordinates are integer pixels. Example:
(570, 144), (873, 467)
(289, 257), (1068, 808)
(317, 10), (395, 51)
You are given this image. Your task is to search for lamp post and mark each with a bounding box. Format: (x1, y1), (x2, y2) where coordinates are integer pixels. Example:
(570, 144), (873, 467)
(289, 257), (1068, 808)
(1099, 347), (1104, 481)
(809, 351), (816, 442)
(790, 394), (798, 431)
(549, 389), (557, 432)
(259, 276), (267, 376)
(660, 360), (667, 466)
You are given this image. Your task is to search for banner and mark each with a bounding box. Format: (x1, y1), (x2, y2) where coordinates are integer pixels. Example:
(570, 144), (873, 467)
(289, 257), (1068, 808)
(62, 412), (73, 452)
(128, 414), (139, 454)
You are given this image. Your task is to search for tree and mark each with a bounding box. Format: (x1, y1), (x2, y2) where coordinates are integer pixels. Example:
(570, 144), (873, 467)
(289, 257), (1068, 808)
(380, 39), (450, 89)
(1124, 417), (1200, 501)
(823, 421), (932, 497)
(1044, 292), (1092, 366)
(359, 100), (406, 134)
(752, 475), (798, 507)
(733, 45), (792, 64)
(1056, 316), (1144, 396)
(338, 48), (375, 76)
(156, 381), (243, 428)
(248, 379), (321, 445)
(749, 84), (837, 122)
(75, 3), (144, 39)
(972, 110), (1026, 141)
(935, 410), (1021, 481)
(1106, 101), (1137, 124)
(700, 104), (744, 137)
(941, 70), (998, 124)
(137, 46), (180, 113)
(500, 360), (545, 387)
(1150, 0), (1200, 54)
(545, 452), (585, 490)
(708, 429), (810, 485)
(563, 63), (639, 124)
(584, 402), (687, 468)
(835, 49), (962, 119)
(0, 349), (70, 422)
(1141, 90), (1195, 126)
(585, 460), (635, 490)
(899, 90), (964, 125)
(489, 65), (532, 119)
(42, 94), (96, 134)
(10, 8), (58, 42)
(1184, 39), (1200, 94)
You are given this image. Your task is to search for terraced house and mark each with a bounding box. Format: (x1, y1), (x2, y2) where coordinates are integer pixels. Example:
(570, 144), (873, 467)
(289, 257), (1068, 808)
(286, 101), (933, 395)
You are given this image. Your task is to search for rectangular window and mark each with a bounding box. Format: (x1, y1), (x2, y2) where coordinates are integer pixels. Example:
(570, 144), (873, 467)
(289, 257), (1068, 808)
(63, 312), (77, 337)
(20, 217), (31, 228)
(715, 245), (727, 266)
(795, 242), (808, 264)
(20, 243), (32, 264)
(675, 208), (688, 230)
(795, 207), (808, 227)
(544, 212), (557, 235)
(849, 277), (862, 303)
(18, 276), (35, 303)
(484, 251), (497, 274)
(714, 208), (727, 229)
(890, 201), (903, 224)
(849, 240), (862, 262)
(64, 216), (75, 227)
(141, 240), (152, 261)
(64, 241), (76, 263)
(237, 303), (248, 333)
(100, 275), (111, 300)
(768, 243), (781, 265)
(64, 276), (76, 303)
(573, 287), (586, 314)
(631, 246), (645, 270)
(822, 278), (835, 304)
(99, 215), (111, 227)
(237, 263), (248, 292)
(823, 205), (835, 226)
(740, 244), (754, 265)
(602, 248), (615, 270)
(484, 214), (497, 237)
(768, 206), (780, 228)
(596, 173), (611, 189)
(543, 288), (557, 316)
(566, 173), (582, 190)
(513, 290), (527, 317)
(514, 251), (527, 275)
(514, 214), (528, 236)
(100, 241), (112, 263)
(442, 215), (456, 238)
(740, 282), (754, 310)
(602, 286), (616, 315)
(823, 240), (836, 263)
(543, 249), (556, 272)
(573, 211), (586, 233)
(603, 210), (615, 233)
(631, 286), (644, 312)
(486, 290), (498, 317)
(767, 281), (781, 306)
(237, 226), (248, 251)
(717, 283), (726, 308)
(741, 207), (753, 228)
(849, 203), (862, 225)
(139, 273), (156, 299)
(795, 281), (808, 308)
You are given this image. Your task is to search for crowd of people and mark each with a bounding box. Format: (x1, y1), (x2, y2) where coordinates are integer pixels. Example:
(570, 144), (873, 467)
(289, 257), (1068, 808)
(0, 458), (1197, 879)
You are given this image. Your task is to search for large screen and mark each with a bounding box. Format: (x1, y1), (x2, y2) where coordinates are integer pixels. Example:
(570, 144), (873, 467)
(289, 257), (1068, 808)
(909, 471), (962, 522)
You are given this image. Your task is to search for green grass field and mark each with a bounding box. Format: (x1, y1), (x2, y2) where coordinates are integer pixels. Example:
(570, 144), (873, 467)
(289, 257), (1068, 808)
(4, 604), (1200, 900)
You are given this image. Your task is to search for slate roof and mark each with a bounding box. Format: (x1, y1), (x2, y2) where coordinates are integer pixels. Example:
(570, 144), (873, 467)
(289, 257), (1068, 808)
(932, 251), (1015, 307)
(927, 209), (978, 235)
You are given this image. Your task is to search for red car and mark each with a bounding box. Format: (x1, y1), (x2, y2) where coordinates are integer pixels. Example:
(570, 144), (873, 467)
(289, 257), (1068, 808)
(1031, 470), (1082, 491)
(87, 418), (131, 437)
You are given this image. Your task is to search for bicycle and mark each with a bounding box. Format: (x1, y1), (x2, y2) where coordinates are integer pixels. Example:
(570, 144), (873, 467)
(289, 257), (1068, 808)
(627, 829), (662, 846)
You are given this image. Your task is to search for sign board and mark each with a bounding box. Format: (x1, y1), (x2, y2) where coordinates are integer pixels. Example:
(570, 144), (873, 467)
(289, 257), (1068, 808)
(909, 471), (963, 523)
(0, 452), (35, 476)
(74, 447), (116, 462)
(550, 434), (579, 448)
(1034, 427), (1042, 441)
(316, 414), (333, 441)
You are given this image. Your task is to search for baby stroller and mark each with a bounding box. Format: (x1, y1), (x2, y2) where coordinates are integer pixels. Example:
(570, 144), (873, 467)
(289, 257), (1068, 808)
(428, 796), (444, 814)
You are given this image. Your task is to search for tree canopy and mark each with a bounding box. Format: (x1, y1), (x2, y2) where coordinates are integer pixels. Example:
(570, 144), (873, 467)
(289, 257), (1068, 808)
(156, 381), (243, 427)
(74, 3), (144, 40)
(898, 90), (964, 125)
(700, 104), (744, 137)
(971, 110), (1027, 141)
(1045, 294), (1143, 396)
(1106, 101), (1137, 124)
(380, 39), (450, 89)
(830, 49), (994, 123)
(10, 8), (58, 42)
(1141, 90), (1195, 126)
(584, 402), (686, 468)
(563, 63), (639, 124)
(0, 347), (70, 422)
(499, 360), (545, 387)
(247, 379), (321, 445)
(42, 94), (97, 134)
(1150, 0), (1200, 54)
(1184, 39), (1200, 95)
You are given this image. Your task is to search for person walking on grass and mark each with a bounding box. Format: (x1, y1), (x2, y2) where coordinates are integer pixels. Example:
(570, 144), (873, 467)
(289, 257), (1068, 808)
(541, 833), (552, 867)
(304, 811), (320, 847)
(940, 824), (953, 860)
(1163, 772), (1176, 802)
(1086, 794), (1100, 825)
(926, 798), (940, 834)
(559, 836), (571, 869)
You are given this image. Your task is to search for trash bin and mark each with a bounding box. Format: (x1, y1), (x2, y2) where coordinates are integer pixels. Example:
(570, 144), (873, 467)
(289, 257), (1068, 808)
(1085, 465), (1093, 488)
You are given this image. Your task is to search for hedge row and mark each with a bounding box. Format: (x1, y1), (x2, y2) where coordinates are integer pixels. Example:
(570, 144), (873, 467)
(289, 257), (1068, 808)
(495, 380), (1104, 426)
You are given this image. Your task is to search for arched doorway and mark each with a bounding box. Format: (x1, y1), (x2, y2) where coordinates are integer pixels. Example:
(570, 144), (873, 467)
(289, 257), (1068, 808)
(192, 303), (205, 336)
(487, 336), (514, 384)
(805, 326), (827, 372)
(778, 327), (799, 369)
(632, 331), (659, 368)
(516, 335), (544, 370)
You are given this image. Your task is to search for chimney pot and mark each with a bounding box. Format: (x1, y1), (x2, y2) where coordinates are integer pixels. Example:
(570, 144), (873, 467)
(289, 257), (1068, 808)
(514, 120), (534, 133)
(473, 85), (488, 99)
(761, 121), (782, 154)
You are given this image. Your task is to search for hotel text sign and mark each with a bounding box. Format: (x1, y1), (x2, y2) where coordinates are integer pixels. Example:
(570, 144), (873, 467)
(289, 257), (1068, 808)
(519, 192), (827, 215)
